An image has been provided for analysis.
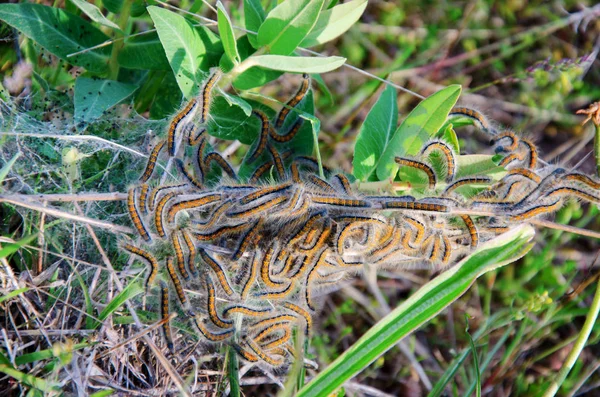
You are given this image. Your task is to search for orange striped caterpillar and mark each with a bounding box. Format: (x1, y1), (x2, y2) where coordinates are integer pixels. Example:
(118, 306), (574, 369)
(148, 184), (187, 213)
(311, 196), (371, 208)
(168, 99), (199, 156)
(520, 138), (538, 169)
(175, 159), (203, 189)
(193, 223), (249, 241)
(294, 156), (332, 176)
(460, 215), (478, 248)
(268, 144), (285, 180)
(370, 229), (403, 261)
(160, 281), (174, 350)
(232, 343), (259, 362)
(331, 173), (352, 195)
(307, 174), (336, 193)
(270, 118), (303, 143)
(305, 248), (329, 311)
(166, 193), (222, 223)
(139, 141), (165, 183)
(448, 107), (495, 135)
(562, 173), (600, 190)
(544, 186), (600, 204)
(252, 281), (293, 300)
(227, 195), (288, 219)
(282, 302), (312, 336)
(181, 230), (198, 277)
(505, 168), (541, 183)
(154, 192), (176, 238)
(127, 187), (151, 242)
(241, 250), (260, 299)
(300, 218), (332, 252)
(421, 140), (457, 182)
(256, 323), (292, 350)
(403, 217), (426, 245)
(194, 317), (234, 342)
(188, 125), (206, 146)
(198, 248), (234, 296)
(192, 198), (233, 229)
(240, 182), (293, 205)
(491, 130), (519, 152)
(199, 69), (222, 124)
(249, 161), (274, 183)
(165, 256), (192, 315)
(138, 183), (150, 215)
(426, 234), (442, 264)
(223, 304), (271, 318)
(441, 235), (452, 265)
(382, 200), (449, 213)
(231, 219), (261, 261)
(288, 211), (326, 247)
(499, 151), (526, 167)
(261, 246), (286, 288)
(249, 110), (271, 162)
(509, 199), (562, 221)
(443, 177), (491, 195)
(171, 232), (189, 281)
(122, 244), (159, 292)
(290, 162), (301, 183)
(205, 274), (233, 329)
(243, 336), (283, 366)
(204, 152), (238, 181)
(395, 157), (436, 189)
(275, 73), (310, 129)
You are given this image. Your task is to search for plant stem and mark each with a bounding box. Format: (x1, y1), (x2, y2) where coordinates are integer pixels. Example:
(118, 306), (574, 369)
(543, 274), (600, 397)
(108, 0), (133, 80)
(594, 124), (600, 178)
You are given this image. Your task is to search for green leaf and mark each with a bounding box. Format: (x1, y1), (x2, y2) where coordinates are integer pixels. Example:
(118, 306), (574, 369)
(15, 342), (90, 366)
(217, 1), (240, 65)
(376, 85), (461, 181)
(439, 123), (460, 153)
(0, 365), (60, 392)
(353, 85), (398, 181)
(91, 280), (144, 329)
(148, 6), (223, 99)
(102, 0), (123, 13)
(118, 32), (171, 71)
(244, 0), (265, 48)
(297, 224), (535, 397)
(90, 390), (114, 397)
(245, 55), (346, 73)
(74, 77), (138, 123)
(233, 66), (283, 90)
(0, 3), (111, 73)
(220, 92), (253, 117)
(0, 233), (38, 259)
(300, 0), (367, 47)
(69, 0), (121, 32)
(0, 288), (29, 305)
(207, 96), (255, 144)
(257, 0), (325, 55)
(0, 151), (20, 185)
(455, 154), (506, 180)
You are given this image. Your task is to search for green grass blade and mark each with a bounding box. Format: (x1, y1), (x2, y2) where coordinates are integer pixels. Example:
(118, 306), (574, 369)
(464, 317), (481, 397)
(0, 151), (20, 185)
(227, 345), (240, 397)
(15, 342), (90, 366)
(91, 279), (144, 329)
(0, 287), (29, 304)
(297, 225), (535, 397)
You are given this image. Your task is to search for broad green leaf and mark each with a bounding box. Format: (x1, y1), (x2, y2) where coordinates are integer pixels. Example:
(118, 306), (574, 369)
(0, 151), (20, 185)
(455, 154), (506, 180)
(69, 0), (121, 31)
(300, 0), (367, 47)
(118, 32), (171, 70)
(257, 0), (325, 55)
(244, 55), (346, 73)
(353, 85), (398, 181)
(220, 34), (255, 73)
(207, 96), (255, 144)
(92, 280), (144, 329)
(233, 66), (283, 90)
(220, 92), (252, 117)
(297, 225), (535, 397)
(0, 3), (111, 73)
(217, 1), (240, 65)
(376, 85), (461, 181)
(102, 0), (123, 13)
(439, 123), (460, 153)
(74, 77), (138, 123)
(244, 0), (265, 48)
(148, 6), (223, 99)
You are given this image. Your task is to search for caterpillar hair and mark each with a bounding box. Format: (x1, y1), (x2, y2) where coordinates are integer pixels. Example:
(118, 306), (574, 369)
(166, 256), (192, 315)
(193, 199), (233, 229)
(394, 157), (436, 189)
(460, 215), (478, 248)
(154, 192), (176, 238)
(148, 184), (188, 212)
(252, 281), (294, 300)
(138, 183), (150, 214)
(311, 196), (371, 208)
(520, 138), (538, 169)
(499, 151), (526, 168)
(275, 73), (310, 129)
(122, 244), (159, 292)
(443, 177), (491, 195)
(248, 109), (271, 162)
(199, 248), (234, 296)
(205, 274), (233, 329)
(301, 218), (332, 252)
(282, 302), (312, 336)
(243, 336), (283, 366)
(181, 230), (198, 277)
(305, 248), (329, 311)
(168, 103), (198, 157)
(261, 246), (286, 288)
(166, 193), (222, 223)
(171, 232), (189, 281)
(223, 304), (271, 318)
(268, 144), (285, 180)
(491, 130), (519, 152)
(449, 107), (495, 135)
(249, 161), (274, 183)
(281, 186), (303, 217)
(562, 173), (600, 190)
(370, 229), (403, 260)
(127, 187), (151, 242)
(403, 217), (425, 245)
(294, 156), (332, 176)
(160, 281), (174, 350)
(241, 250), (260, 299)
(227, 195), (287, 219)
(240, 182), (293, 205)
(194, 317), (234, 342)
(544, 186), (600, 204)
(421, 140), (457, 182)
(509, 199), (562, 221)
(307, 174), (336, 193)
(333, 214), (387, 226)
(232, 219), (262, 261)
(331, 173), (352, 195)
(505, 168), (541, 183)
(204, 152), (238, 181)
(199, 69), (222, 123)
(270, 118), (303, 143)
(139, 141), (165, 183)
(193, 223), (249, 241)
(256, 324), (292, 351)
(501, 180), (523, 201)
(188, 125), (206, 146)
(175, 159), (203, 189)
